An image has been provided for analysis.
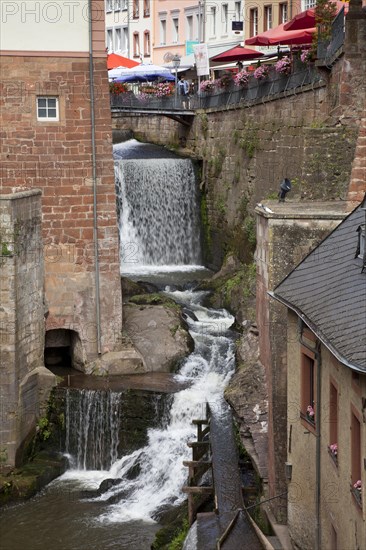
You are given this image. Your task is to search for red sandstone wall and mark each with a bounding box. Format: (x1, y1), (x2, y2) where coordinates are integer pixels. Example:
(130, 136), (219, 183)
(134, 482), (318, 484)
(0, 56), (122, 362)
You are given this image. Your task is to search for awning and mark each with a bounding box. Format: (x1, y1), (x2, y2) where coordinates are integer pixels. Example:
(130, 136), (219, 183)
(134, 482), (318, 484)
(211, 45), (264, 63)
(246, 24), (315, 46)
(107, 53), (140, 70)
(109, 63), (175, 82)
(284, 1), (349, 31)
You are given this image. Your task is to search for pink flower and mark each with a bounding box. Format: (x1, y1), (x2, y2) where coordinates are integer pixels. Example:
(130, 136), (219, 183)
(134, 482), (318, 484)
(353, 480), (362, 491)
(329, 443), (337, 456)
(307, 405), (315, 417)
(253, 65), (270, 80)
(275, 56), (291, 75)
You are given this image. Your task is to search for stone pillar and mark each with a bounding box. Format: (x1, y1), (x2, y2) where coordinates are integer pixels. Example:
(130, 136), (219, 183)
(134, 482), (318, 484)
(0, 190), (56, 469)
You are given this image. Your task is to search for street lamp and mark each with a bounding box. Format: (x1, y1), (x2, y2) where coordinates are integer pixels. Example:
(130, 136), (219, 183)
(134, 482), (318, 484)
(172, 54), (181, 107)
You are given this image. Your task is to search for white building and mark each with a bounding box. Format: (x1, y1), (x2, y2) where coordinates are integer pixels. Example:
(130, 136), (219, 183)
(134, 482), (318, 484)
(105, 0), (152, 63)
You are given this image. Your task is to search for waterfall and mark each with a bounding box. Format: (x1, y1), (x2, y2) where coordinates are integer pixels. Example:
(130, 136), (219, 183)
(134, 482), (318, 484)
(114, 143), (202, 272)
(65, 389), (121, 471)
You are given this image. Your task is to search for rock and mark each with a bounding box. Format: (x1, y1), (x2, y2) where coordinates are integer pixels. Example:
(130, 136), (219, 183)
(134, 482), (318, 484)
(123, 303), (192, 372)
(121, 277), (147, 299)
(99, 478), (122, 493)
(85, 349), (146, 376)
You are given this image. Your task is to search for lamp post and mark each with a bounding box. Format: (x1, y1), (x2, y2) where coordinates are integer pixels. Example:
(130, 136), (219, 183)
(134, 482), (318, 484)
(172, 54), (181, 107)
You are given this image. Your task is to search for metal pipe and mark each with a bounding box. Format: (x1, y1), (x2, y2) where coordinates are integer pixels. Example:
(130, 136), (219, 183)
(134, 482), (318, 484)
(88, 0), (102, 355)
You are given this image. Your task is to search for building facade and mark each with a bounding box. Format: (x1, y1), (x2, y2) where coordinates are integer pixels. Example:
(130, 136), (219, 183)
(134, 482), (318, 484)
(273, 203), (366, 549)
(0, 1), (122, 372)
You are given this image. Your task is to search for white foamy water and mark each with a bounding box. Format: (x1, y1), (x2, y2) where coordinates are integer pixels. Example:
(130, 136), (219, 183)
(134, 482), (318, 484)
(115, 157), (202, 271)
(58, 290), (235, 525)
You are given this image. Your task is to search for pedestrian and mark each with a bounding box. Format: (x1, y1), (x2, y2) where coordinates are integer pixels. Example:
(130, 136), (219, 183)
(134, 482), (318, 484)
(178, 76), (190, 107)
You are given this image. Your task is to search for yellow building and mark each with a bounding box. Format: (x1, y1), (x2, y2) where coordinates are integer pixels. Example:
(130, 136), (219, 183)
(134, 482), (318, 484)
(273, 199), (366, 550)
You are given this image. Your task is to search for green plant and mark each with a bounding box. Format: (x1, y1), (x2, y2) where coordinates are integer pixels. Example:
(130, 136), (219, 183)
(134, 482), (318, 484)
(200, 113), (208, 139)
(238, 124), (259, 158)
(1, 242), (13, 256)
(0, 448), (8, 463)
(37, 417), (52, 441)
(168, 519), (190, 550)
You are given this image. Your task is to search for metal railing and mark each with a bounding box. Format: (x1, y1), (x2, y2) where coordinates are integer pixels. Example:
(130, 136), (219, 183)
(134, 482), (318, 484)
(317, 6), (346, 65)
(110, 66), (323, 115)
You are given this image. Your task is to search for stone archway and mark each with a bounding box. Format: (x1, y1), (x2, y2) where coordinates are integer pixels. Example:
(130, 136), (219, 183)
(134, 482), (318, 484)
(45, 329), (86, 372)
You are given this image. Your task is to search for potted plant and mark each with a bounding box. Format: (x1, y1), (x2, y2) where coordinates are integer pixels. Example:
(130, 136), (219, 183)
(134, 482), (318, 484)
(306, 405), (315, 423)
(234, 70), (249, 87)
(328, 443), (338, 464)
(199, 79), (216, 93)
(352, 480), (362, 506)
(253, 65), (270, 80)
(275, 56), (292, 76)
(217, 72), (234, 89)
(109, 81), (129, 95)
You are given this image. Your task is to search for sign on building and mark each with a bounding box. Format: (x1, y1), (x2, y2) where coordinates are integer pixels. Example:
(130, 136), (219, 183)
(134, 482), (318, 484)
(193, 43), (209, 76)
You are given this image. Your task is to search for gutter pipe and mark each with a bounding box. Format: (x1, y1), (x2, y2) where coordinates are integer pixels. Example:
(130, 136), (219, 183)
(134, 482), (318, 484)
(88, 0), (102, 355)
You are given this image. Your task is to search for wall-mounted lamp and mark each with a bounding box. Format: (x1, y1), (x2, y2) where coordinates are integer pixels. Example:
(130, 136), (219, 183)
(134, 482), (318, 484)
(285, 462), (292, 481)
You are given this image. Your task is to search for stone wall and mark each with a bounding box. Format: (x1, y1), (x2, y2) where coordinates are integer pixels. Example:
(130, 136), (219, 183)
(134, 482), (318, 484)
(255, 202), (346, 522)
(0, 55), (122, 365)
(0, 190), (55, 469)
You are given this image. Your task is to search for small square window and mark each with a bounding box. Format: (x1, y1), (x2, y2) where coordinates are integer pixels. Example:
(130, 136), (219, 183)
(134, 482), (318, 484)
(37, 97), (59, 121)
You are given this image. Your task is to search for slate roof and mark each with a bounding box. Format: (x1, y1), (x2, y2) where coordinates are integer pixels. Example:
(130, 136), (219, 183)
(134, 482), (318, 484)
(272, 204), (366, 373)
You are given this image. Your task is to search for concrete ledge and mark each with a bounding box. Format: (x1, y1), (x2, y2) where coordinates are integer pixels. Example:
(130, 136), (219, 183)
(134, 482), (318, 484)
(0, 189), (42, 200)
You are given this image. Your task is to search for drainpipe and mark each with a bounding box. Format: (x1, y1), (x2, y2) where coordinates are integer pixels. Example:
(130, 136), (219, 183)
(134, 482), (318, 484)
(299, 320), (321, 550)
(88, 0), (102, 355)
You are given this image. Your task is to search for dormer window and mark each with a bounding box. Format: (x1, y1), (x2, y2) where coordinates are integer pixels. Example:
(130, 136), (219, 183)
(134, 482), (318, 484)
(358, 225), (365, 259)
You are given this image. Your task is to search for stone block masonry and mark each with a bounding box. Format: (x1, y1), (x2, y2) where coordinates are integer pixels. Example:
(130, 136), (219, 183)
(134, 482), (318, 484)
(0, 55), (122, 366)
(0, 190), (56, 469)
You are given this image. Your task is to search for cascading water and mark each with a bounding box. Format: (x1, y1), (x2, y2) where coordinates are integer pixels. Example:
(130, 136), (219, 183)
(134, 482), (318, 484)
(114, 140), (202, 272)
(65, 389), (121, 471)
(0, 140), (237, 550)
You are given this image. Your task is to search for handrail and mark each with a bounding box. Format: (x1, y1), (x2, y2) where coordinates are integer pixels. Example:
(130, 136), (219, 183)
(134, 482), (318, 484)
(110, 66), (323, 115)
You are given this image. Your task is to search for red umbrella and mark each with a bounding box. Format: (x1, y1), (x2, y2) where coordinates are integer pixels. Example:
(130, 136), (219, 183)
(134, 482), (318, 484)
(284, 1), (348, 31)
(246, 24), (315, 46)
(107, 53), (140, 70)
(211, 45), (264, 63)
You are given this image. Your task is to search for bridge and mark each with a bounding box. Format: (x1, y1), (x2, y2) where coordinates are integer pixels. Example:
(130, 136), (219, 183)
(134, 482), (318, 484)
(110, 65), (324, 126)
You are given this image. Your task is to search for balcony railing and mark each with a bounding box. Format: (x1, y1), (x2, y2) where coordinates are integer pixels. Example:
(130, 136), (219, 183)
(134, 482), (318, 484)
(110, 66), (323, 114)
(317, 6), (346, 66)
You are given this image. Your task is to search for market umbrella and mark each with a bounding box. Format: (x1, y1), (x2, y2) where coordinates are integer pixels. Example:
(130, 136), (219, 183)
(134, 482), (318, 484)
(211, 45), (264, 63)
(107, 53), (140, 69)
(246, 24), (316, 46)
(283, 1), (349, 31)
(109, 63), (175, 82)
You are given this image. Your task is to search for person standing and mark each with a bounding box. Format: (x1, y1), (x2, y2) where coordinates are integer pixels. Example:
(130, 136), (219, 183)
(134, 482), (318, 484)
(178, 76), (190, 107)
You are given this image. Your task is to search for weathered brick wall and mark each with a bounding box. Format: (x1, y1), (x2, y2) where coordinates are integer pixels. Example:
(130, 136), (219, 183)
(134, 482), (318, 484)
(0, 56), (122, 364)
(0, 190), (55, 468)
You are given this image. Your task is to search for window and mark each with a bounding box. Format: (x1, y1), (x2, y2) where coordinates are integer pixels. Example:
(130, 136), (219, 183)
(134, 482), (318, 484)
(250, 8), (258, 36)
(186, 15), (193, 40)
(115, 28), (122, 51)
(303, 0), (316, 9)
(357, 225), (365, 258)
(37, 97), (59, 121)
(133, 32), (140, 58)
(279, 3), (288, 24)
(301, 347), (317, 427)
(133, 0), (139, 19)
(122, 27), (128, 52)
(160, 18), (167, 45)
(222, 4), (228, 34)
(235, 1), (241, 21)
(106, 0), (113, 12)
(107, 29), (113, 51)
(264, 5), (273, 31)
(329, 382), (338, 464)
(351, 410), (362, 507)
(143, 0), (150, 17)
(172, 17), (179, 43)
(144, 31), (150, 57)
(210, 6), (216, 37)
(115, 0), (121, 10)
